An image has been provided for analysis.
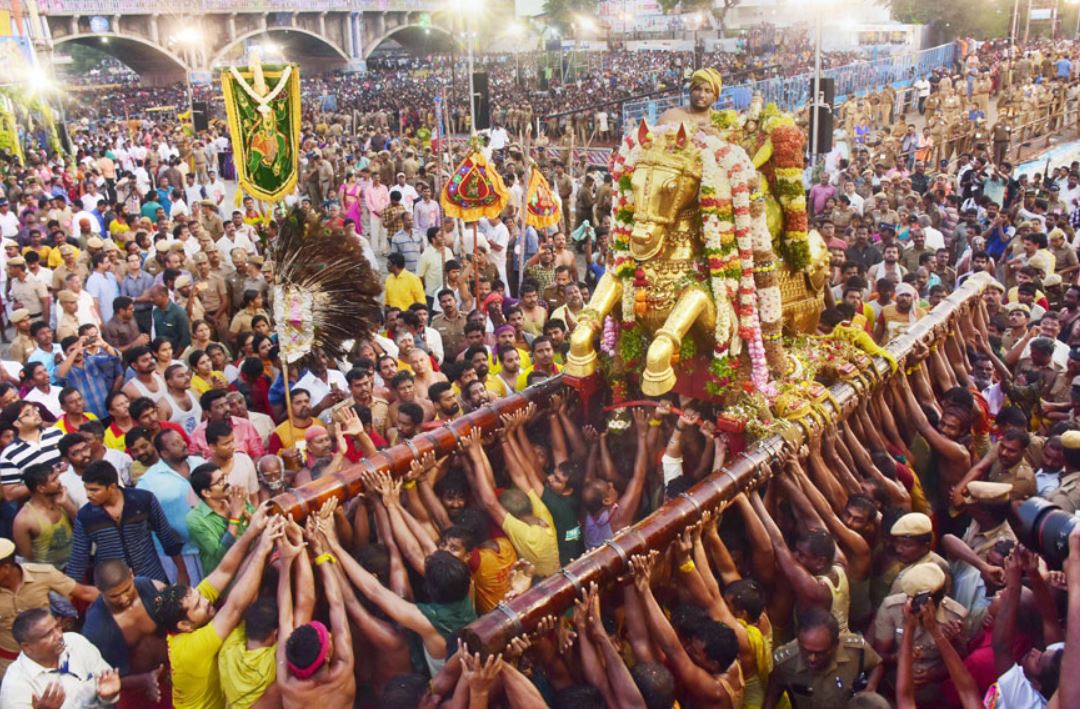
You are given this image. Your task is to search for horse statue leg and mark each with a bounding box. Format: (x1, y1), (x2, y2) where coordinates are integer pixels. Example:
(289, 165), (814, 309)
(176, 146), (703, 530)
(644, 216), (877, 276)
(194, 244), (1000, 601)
(565, 272), (624, 379)
(642, 287), (716, 397)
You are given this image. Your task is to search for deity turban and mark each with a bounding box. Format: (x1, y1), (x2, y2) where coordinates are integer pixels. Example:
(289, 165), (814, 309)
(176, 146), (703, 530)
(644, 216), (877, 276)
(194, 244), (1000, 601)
(690, 68), (724, 98)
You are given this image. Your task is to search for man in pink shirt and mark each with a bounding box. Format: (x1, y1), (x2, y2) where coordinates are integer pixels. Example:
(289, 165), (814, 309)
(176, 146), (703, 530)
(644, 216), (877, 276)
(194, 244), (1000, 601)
(365, 172), (391, 256)
(188, 389), (265, 460)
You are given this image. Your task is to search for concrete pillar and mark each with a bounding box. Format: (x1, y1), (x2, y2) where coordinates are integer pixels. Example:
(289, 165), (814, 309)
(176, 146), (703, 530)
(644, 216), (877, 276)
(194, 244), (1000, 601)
(376, 12), (385, 38)
(228, 13), (237, 42)
(343, 14), (353, 57)
(291, 12), (298, 28)
(262, 13), (269, 31)
(70, 15), (78, 36)
(354, 13), (364, 58)
(319, 12), (327, 38)
(149, 14), (159, 43)
(112, 14), (120, 35)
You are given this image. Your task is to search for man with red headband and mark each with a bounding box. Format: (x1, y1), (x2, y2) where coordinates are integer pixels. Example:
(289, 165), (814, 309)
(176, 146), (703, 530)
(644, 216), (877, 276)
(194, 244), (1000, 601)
(276, 504), (355, 708)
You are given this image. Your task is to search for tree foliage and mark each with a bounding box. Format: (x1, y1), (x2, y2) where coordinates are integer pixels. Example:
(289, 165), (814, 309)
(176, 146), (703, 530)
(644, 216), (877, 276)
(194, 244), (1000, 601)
(542, 0), (601, 32)
(656, 0), (742, 32)
(884, 0), (1012, 39)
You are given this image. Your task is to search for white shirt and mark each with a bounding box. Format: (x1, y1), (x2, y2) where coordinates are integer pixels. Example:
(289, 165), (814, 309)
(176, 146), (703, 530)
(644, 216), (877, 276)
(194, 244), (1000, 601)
(184, 184), (204, 207)
(295, 368), (349, 424)
(227, 451), (260, 496)
(923, 225), (946, 251)
(488, 127), (509, 151)
(59, 466), (89, 509)
(844, 190), (865, 216)
(914, 79), (931, 97)
(169, 199), (189, 219)
(0, 632), (118, 709)
(487, 221), (510, 284)
(393, 183), (419, 212)
(23, 385), (62, 418)
(0, 210), (19, 237)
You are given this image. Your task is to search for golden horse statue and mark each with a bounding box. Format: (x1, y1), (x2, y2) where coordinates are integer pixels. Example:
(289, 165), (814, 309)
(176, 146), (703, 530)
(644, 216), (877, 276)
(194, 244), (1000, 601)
(564, 118), (829, 398)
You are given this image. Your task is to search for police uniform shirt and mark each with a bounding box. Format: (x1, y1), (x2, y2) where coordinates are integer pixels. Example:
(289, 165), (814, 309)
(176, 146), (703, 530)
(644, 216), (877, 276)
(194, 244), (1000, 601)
(872, 593), (970, 677)
(772, 632), (881, 709)
(888, 551), (951, 597)
(1046, 470), (1080, 513)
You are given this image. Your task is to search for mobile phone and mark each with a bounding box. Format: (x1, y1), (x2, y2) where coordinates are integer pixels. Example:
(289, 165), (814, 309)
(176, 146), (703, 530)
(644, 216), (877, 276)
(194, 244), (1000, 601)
(911, 591), (932, 613)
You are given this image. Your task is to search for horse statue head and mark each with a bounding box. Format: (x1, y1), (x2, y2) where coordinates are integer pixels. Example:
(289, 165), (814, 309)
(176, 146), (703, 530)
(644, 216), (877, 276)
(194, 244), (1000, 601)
(626, 121), (703, 261)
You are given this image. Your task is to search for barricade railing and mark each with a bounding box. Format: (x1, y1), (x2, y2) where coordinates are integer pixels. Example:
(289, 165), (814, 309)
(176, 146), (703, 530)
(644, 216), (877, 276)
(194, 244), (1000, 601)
(461, 272), (993, 654)
(622, 42), (957, 132)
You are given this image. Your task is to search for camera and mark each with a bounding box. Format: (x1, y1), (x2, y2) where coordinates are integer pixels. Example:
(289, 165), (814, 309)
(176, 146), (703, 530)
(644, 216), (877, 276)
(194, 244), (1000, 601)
(1011, 497), (1079, 569)
(911, 591), (932, 613)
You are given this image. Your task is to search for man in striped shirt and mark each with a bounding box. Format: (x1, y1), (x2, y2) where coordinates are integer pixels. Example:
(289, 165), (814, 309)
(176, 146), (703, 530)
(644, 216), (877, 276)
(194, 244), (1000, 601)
(0, 401), (64, 504)
(66, 460), (189, 587)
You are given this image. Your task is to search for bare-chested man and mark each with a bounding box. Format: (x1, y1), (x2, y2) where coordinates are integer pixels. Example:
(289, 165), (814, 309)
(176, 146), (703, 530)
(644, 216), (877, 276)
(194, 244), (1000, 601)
(82, 559), (168, 709)
(658, 67), (724, 132)
(276, 511), (355, 708)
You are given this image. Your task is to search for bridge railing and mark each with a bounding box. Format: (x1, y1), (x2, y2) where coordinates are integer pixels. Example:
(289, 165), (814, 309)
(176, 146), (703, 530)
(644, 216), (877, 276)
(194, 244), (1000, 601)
(621, 41), (957, 130)
(38, 0), (440, 13)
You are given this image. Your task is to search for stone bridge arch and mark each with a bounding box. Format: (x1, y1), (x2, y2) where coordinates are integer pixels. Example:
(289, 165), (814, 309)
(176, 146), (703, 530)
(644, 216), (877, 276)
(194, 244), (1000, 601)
(52, 32), (189, 85)
(363, 22), (460, 59)
(211, 26), (349, 72)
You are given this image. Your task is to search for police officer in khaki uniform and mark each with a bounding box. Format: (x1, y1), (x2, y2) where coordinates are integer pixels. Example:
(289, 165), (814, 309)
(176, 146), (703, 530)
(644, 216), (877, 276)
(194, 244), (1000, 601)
(1047, 429), (1080, 513)
(765, 607), (883, 708)
(7, 309), (35, 364)
(6, 257), (48, 322)
(869, 563), (970, 704)
(875, 513), (952, 605)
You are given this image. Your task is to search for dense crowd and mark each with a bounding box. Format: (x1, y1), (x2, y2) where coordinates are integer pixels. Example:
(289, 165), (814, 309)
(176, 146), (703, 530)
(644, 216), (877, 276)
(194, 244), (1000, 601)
(0, 32), (1079, 709)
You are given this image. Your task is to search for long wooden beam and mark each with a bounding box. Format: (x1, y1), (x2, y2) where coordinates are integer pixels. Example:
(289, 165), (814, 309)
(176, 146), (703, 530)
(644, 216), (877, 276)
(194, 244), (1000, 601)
(268, 376), (565, 520)
(461, 273), (991, 654)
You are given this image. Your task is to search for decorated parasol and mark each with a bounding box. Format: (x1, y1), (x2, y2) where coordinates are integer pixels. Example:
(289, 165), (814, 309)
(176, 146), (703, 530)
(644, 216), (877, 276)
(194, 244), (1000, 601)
(440, 148), (510, 303)
(524, 163), (561, 230)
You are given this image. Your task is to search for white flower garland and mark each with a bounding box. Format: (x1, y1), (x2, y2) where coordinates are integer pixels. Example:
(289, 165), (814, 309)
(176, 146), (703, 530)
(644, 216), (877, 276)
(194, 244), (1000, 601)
(607, 123), (773, 396)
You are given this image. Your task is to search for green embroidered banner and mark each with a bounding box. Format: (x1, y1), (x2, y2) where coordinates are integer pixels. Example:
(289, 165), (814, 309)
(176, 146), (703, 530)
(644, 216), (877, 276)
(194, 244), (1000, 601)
(221, 63), (301, 203)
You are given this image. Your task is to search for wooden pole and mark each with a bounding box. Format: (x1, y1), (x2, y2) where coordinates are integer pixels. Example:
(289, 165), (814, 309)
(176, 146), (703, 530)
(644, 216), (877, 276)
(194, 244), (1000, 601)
(269, 377), (563, 519)
(461, 273), (995, 655)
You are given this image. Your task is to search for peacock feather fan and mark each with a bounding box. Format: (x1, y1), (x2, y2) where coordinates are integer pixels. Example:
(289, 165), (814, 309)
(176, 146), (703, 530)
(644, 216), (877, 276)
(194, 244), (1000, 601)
(269, 207), (382, 364)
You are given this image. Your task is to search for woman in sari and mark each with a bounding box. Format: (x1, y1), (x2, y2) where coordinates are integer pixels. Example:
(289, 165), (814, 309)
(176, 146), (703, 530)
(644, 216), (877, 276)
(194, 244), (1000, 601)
(339, 171), (364, 231)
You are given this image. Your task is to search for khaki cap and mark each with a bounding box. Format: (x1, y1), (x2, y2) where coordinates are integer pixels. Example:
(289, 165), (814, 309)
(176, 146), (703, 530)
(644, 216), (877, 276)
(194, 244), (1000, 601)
(1, 239), (16, 249)
(1005, 302), (1031, 315)
(898, 562), (946, 596)
(1044, 273), (1063, 287)
(169, 242), (186, 253)
(58, 244), (75, 256)
(86, 237), (105, 249)
(192, 252), (208, 264)
(9, 308), (30, 324)
(1061, 430), (1080, 449)
(986, 278), (1006, 293)
(103, 240), (120, 252)
(0, 538), (13, 560)
(57, 289), (78, 304)
(963, 481), (1013, 504)
(891, 512), (933, 537)
(260, 261), (273, 273)
(248, 254), (264, 266)
(6, 256), (26, 267)
(175, 275), (193, 289)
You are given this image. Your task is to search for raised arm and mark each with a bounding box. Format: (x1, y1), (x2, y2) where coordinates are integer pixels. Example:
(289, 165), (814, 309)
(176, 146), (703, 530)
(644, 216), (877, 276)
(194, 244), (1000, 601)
(631, 551), (738, 707)
(212, 517), (279, 640)
(312, 516), (354, 673)
(324, 512), (446, 660)
(790, 457), (872, 581)
(585, 583), (647, 709)
(748, 490), (832, 609)
(610, 408), (650, 531)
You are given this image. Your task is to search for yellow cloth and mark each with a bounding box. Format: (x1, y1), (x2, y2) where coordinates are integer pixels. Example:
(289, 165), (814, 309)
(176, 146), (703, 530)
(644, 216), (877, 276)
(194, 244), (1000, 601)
(500, 490), (560, 577)
(191, 372), (225, 395)
(516, 363), (561, 391)
(47, 246), (78, 269)
(691, 67), (724, 97)
(384, 270), (426, 310)
(473, 537), (518, 614)
(738, 619), (783, 709)
(169, 579), (226, 709)
(218, 623), (277, 709)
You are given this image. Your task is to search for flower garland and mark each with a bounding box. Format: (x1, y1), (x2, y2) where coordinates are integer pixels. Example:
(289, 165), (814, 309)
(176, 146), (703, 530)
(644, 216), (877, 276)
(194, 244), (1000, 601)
(606, 122), (774, 399)
(768, 118), (811, 270)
